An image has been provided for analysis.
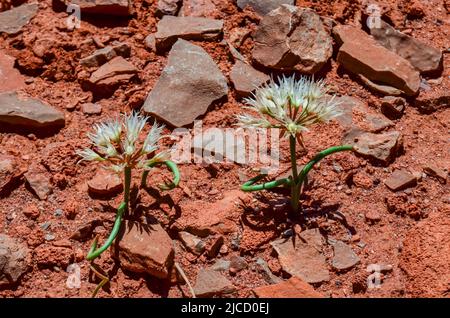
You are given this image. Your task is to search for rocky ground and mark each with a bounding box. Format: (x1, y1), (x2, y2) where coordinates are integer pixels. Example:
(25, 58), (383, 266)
(0, 0), (449, 298)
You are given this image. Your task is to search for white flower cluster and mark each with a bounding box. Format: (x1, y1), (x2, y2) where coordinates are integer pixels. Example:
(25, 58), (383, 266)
(237, 76), (342, 138)
(76, 112), (169, 173)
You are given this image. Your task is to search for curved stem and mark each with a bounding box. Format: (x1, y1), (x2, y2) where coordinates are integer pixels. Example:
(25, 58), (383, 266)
(175, 262), (196, 299)
(86, 167), (131, 261)
(297, 145), (354, 187)
(141, 160), (180, 190)
(241, 174), (291, 192)
(289, 135), (300, 214)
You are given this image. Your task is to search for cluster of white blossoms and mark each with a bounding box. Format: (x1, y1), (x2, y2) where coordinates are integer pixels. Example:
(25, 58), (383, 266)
(76, 112), (169, 173)
(237, 76), (342, 138)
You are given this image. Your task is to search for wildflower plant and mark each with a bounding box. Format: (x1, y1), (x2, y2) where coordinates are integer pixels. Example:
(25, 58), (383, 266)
(77, 112), (180, 295)
(237, 76), (354, 214)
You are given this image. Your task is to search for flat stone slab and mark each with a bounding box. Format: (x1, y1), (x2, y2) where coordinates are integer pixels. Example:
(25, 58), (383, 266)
(370, 20), (443, 74)
(0, 3), (38, 35)
(0, 92), (65, 132)
(143, 39), (228, 127)
(385, 169), (417, 191)
(0, 234), (30, 287)
(271, 237), (330, 284)
(88, 56), (137, 85)
(330, 240), (360, 271)
(193, 268), (236, 297)
(334, 25), (420, 96)
(80, 42), (131, 68)
(155, 16), (223, 52)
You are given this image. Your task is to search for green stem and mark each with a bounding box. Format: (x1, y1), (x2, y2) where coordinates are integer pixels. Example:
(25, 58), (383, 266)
(289, 135), (300, 214)
(141, 160), (180, 190)
(297, 145), (353, 187)
(86, 167), (131, 261)
(241, 174), (291, 191)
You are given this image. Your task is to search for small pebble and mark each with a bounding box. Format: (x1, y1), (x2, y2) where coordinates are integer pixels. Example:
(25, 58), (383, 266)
(45, 234), (55, 241)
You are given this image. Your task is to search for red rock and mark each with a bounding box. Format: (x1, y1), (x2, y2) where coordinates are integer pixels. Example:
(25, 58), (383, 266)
(0, 154), (25, 195)
(253, 5), (333, 73)
(365, 210), (381, 223)
(174, 190), (251, 237)
(113, 221), (174, 278)
(230, 60), (270, 97)
(253, 277), (323, 298)
(334, 25), (420, 96)
(143, 39), (228, 127)
(81, 102), (102, 115)
(193, 268), (236, 297)
(369, 21), (443, 74)
(385, 169), (417, 191)
(0, 234), (30, 287)
(207, 235), (224, 258)
(229, 256), (248, 273)
(155, 16), (223, 52)
(88, 56), (137, 85)
(87, 168), (123, 197)
(414, 90), (449, 113)
(24, 165), (52, 200)
(23, 204), (40, 220)
(271, 236), (330, 284)
(34, 244), (74, 268)
(0, 52), (26, 93)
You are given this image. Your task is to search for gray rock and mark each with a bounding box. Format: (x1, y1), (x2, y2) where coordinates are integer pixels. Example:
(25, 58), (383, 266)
(144, 34), (156, 52)
(0, 234), (29, 287)
(80, 42), (131, 68)
(0, 92), (65, 132)
(271, 237), (330, 284)
(211, 259), (231, 272)
(155, 16), (223, 52)
(230, 60), (269, 97)
(252, 5), (333, 74)
(229, 256), (248, 273)
(237, 0), (295, 15)
(143, 39), (228, 127)
(0, 3), (38, 35)
(370, 21), (443, 74)
(255, 257), (282, 284)
(157, 0), (182, 16)
(330, 240), (360, 271)
(193, 268), (236, 297)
